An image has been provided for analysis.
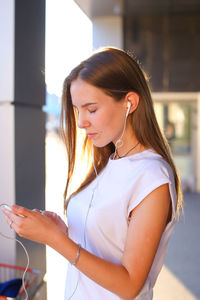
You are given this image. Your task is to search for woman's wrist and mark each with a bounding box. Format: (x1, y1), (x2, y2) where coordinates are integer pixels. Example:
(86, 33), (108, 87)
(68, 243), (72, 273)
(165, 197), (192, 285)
(47, 231), (82, 266)
(46, 226), (66, 247)
(70, 243), (82, 265)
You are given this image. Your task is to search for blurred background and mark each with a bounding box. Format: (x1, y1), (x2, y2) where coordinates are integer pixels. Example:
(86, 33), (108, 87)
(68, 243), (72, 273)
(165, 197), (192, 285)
(0, 0), (200, 299)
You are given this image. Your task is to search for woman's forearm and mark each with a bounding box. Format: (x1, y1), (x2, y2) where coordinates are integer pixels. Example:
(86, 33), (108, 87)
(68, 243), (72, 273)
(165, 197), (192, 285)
(48, 231), (137, 300)
(1, 205), (135, 298)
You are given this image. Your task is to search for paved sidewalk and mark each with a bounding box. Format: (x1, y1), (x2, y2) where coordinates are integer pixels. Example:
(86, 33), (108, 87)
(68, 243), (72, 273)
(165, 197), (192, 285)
(154, 193), (200, 300)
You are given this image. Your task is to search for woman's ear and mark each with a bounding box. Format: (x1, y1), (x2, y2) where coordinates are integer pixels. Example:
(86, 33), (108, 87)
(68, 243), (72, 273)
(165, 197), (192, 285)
(125, 92), (139, 113)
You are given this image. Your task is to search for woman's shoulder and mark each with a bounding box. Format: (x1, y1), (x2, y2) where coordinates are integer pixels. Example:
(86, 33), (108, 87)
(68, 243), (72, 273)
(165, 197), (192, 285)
(109, 148), (172, 178)
(126, 149), (174, 180)
(128, 148), (167, 165)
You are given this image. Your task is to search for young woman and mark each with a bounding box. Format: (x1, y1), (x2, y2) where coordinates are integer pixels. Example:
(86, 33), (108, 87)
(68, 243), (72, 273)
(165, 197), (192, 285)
(3, 47), (183, 300)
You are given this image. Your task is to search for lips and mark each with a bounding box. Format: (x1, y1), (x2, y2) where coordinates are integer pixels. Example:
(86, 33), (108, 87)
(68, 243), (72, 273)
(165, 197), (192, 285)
(87, 133), (97, 139)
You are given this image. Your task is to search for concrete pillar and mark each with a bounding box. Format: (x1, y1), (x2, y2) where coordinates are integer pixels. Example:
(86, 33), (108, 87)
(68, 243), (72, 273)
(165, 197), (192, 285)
(93, 16), (123, 50)
(0, 0), (46, 298)
(197, 93), (200, 192)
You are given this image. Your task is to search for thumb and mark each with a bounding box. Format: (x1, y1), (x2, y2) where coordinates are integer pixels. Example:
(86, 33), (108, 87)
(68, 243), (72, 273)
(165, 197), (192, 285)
(12, 205), (30, 217)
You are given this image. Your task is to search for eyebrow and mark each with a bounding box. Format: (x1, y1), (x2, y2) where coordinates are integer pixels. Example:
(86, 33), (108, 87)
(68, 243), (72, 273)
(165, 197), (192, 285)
(73, 102), (97, 108)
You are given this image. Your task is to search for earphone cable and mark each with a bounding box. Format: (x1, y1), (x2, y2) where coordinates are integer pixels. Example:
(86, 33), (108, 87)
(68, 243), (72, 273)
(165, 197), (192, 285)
(66, 109), (129, 298)
(113, 109), (129, 160)
(0, 204), (29, 300)
(66, 144), (98, 300)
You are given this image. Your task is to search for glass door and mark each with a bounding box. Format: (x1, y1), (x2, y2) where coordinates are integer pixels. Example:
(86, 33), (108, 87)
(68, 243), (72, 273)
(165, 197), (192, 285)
(154, 101), (196, 191)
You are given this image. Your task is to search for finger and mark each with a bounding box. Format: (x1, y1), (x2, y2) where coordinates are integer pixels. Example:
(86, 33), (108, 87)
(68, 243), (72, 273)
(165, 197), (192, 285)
(2, 207), (16, 219)
(11, 205), (30, 217)
(5, 216), (10, 225)
(5, 216), (17, 231)
(42, 211), (55, 217)
(32, 209), (43, 214)
(9, 219), (14, 229)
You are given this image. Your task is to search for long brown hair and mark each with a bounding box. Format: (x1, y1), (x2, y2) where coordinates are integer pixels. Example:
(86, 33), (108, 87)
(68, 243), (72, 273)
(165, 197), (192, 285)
(60, 47), (183, 216)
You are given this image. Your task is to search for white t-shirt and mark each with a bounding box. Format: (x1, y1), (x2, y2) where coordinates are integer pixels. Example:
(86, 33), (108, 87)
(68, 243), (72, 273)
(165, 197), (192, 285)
(65, 149), (177, 300)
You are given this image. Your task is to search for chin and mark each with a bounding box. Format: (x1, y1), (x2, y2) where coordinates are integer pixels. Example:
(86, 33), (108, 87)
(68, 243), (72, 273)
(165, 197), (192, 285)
(92, 142), (106, 148)
(92, 139), (111, 148)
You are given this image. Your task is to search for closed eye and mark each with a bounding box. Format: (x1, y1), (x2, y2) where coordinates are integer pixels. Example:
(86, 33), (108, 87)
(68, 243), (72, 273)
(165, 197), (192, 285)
(89, 109), (96, 114)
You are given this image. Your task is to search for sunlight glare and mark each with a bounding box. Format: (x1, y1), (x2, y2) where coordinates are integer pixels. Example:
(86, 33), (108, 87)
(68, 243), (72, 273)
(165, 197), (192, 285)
(45, 0), (92, 96)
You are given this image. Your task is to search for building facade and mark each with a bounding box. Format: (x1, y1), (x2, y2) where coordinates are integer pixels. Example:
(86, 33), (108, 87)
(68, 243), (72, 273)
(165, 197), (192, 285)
(0, 1), (46, 298)
(74, 0), (200, 192)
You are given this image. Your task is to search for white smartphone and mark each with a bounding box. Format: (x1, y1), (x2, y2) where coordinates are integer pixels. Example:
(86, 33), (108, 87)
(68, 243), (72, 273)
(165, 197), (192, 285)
(1, 204), (25, 217)
(1, 204), (13, 211)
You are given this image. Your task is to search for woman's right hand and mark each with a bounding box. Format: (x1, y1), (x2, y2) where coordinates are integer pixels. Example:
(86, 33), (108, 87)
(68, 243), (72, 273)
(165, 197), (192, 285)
(33, 209), (68, 235)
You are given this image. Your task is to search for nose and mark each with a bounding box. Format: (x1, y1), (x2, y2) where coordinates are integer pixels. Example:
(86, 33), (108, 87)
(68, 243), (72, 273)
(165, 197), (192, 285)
(77, 112), (90, 129)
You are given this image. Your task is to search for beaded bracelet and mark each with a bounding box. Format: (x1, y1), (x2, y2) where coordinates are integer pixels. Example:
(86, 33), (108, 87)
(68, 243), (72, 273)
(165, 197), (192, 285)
(71, 244), (82, 266)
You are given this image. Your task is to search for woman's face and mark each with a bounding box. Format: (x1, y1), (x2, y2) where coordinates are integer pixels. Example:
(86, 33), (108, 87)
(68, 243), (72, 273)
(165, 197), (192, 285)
(70, 78), (127, 147)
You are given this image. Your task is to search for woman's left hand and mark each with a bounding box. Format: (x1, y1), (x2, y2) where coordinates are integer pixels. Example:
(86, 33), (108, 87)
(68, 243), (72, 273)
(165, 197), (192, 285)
(2, 205), (65, 245)
(37, 210), (68, 235)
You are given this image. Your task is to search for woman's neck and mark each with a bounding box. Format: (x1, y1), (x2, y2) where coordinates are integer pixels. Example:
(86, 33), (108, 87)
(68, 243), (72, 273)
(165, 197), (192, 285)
(113, 124), (147, 159)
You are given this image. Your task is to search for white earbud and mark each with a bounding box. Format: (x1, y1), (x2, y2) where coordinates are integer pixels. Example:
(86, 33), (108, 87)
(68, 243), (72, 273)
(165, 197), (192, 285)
(126, 101), (131, 117)
(114, 102), (131, 157)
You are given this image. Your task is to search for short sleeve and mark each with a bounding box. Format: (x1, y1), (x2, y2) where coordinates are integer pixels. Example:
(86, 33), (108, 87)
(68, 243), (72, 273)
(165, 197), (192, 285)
(127, 159), (176, 217)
